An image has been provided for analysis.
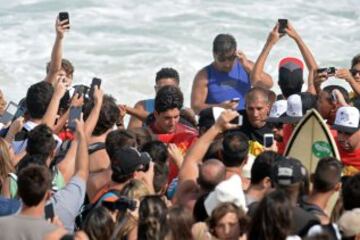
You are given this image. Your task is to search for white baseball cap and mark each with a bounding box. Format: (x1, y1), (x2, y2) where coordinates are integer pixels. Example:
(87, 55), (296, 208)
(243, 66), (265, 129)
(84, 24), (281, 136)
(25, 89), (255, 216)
(333, 106), (360, 134)
(267, 100), (287, 123)
(281, 94), (303, 123)
(204, 175), (247, 216)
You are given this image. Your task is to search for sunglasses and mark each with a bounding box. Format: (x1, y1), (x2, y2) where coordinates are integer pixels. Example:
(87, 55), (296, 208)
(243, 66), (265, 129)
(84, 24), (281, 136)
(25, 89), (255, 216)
(350, 69), (360, 77)
(217, 54), (236, 62)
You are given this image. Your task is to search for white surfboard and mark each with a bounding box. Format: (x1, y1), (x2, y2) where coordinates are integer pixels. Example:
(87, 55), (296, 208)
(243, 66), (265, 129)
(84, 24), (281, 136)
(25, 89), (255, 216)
(284, 109), (340, 173)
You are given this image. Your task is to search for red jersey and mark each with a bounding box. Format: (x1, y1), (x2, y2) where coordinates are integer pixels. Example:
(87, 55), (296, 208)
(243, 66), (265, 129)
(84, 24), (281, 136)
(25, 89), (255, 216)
(149, 122), (198, 183)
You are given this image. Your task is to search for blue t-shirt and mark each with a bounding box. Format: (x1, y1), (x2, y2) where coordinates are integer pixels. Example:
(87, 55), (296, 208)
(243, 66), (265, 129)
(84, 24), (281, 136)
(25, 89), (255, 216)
(205, 59), (251, 110)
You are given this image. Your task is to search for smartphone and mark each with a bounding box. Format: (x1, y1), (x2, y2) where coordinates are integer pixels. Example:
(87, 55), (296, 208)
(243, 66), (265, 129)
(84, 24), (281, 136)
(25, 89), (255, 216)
(44, 203), (55, 221)
(317, 67), (336, 75)
(263, 133), (274, 148)
(278, 19), (288, 34)
(68, 106), (82, 131)
(327, 67), (336, 75)
(59, 12), (70, 27)
(0, 101), (18, 124)
(89, 77), (102, 98)
(231, 115), (243, 126)
(230, 98), (240, 103)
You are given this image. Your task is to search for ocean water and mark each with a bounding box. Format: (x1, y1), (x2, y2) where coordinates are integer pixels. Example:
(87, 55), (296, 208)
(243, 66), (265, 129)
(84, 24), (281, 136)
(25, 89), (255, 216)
(0, 0), (359, 113)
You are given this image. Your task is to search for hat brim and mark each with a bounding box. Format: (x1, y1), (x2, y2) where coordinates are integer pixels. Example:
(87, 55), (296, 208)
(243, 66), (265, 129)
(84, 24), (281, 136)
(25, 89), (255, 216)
(279, 115), (302, 124)
(267, 116), (284, 123)
(332, 124), (358, 134)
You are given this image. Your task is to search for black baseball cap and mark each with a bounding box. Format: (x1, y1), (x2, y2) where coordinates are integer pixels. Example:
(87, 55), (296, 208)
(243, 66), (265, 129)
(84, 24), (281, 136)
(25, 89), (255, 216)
(271, 156), (307, 186)
(111, 147), (152, 176)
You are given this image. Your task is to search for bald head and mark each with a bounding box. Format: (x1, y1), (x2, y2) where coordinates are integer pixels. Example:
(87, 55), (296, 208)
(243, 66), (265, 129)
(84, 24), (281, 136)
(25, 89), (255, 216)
(198, 159), (226, 192)
(245, 87), (270, 106)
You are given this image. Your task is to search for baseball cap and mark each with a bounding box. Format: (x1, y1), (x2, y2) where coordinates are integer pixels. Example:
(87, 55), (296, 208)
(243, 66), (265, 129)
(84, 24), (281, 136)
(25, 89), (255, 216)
(279, 57), (304, 85)
(337, 208), (360, 237)
(204, 175), (247, 215)
(111, 147), (152, 176)
(271, 156), (307, 186)
(280, 93), (317, 124)
(332, 106), (360, 134)
(267, 99), (287, 123)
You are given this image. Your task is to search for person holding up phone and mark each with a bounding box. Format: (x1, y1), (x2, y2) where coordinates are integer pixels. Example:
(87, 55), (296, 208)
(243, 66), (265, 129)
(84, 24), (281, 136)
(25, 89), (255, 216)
(251, 20), (318, 99)
(191, 33), (273, 114)
(45, 13), (72, 87)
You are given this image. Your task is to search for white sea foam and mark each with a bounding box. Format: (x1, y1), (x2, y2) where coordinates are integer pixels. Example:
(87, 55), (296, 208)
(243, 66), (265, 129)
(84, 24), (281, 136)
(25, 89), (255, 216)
(0, 0), (359, 114)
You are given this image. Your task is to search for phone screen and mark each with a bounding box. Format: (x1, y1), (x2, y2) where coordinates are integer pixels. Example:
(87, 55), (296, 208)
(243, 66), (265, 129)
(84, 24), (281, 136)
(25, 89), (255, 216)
(6, 102), (18, 115)
(89, 78), (102, 97)
(278, 19), (288, 34)
(44, 203), (54, 220)
(68, 106), (82, 131)
(264, 134), (274, 148)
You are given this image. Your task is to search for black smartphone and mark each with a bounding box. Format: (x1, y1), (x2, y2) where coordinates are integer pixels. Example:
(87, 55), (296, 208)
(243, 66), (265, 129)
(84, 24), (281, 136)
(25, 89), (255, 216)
(59, 12), (70, 28)
(278, 19), (288, 34)
(44, 203), (55, 221)
(0, 101), (18, 124)
(317, 67), (336, 75)
(327, 67), (336, 75)
(89, 77), (102, 98)
(68, 106), (82, 132)
(264, 133), (274, 148)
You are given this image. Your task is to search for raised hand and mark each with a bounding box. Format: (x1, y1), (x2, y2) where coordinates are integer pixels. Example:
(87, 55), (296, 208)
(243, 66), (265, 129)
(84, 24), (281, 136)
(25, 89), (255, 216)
(284, 22), (300, 40)
(214, 109), (240, 132)
(55, 17), (69, 39)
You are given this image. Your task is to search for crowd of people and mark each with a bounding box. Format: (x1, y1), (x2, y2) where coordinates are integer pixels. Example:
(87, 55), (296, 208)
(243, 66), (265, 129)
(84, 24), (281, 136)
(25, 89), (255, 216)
(0, 15), (360, 240)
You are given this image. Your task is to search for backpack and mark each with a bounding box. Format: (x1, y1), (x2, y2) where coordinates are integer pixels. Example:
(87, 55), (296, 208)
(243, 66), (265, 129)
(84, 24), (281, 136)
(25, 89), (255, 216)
(74, 189), (121, 230)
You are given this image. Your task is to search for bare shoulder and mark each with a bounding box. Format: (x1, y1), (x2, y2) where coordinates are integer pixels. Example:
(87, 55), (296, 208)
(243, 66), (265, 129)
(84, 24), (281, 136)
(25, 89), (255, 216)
(194, 68), (208, 84)
(133, 100), (146, 110)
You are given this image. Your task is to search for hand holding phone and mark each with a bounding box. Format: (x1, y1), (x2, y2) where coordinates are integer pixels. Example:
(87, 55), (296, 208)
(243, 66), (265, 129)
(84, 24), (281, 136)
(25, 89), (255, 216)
(278, 19), (288, 34)
(0, 101), (18, 124)
(44, 203), (55, 221)
(68, 106), (82, 132)
(264, 133), (274, 148)
(58, 12), (70, 29)
(89, 77), (102, 98)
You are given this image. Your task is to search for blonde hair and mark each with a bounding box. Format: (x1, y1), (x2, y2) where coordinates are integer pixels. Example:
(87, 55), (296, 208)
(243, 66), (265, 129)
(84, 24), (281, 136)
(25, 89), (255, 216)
(0, 138), (14, 189)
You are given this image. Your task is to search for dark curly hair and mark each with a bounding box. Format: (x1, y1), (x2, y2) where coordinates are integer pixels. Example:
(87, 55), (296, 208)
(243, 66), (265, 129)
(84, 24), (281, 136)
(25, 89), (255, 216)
(83, 95), (119, 136)
(154, 86), (183, 113)
(155, 68), (180, 84)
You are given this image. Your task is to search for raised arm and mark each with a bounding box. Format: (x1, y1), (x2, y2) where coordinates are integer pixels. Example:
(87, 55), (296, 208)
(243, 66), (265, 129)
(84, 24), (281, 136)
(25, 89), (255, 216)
(74, 115), (89, 181)
(240, 50), (273, 89)
(285, 22), (318, 93)
(336, 68), (360, 96)
(42, 78), (67, 129)
(178, 109), (239, 183)
(84, 86), (104, 139)
(44, 17), (70, 85)
(126, 101), (149, 129)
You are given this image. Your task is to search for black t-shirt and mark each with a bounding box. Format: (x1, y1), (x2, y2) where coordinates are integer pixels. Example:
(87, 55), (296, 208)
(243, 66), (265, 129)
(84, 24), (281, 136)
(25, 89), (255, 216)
(237, 109), (273, 145)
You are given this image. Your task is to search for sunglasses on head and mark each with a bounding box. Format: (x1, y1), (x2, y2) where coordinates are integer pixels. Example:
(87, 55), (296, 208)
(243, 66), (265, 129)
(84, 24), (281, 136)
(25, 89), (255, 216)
(217, 54), (236, 62)
(350, 69), (360, 77)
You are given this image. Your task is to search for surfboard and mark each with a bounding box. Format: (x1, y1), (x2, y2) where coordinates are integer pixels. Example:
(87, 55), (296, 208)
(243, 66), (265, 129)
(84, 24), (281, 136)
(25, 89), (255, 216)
(284, 109), (340, 173)
(284, 109), (340, 216)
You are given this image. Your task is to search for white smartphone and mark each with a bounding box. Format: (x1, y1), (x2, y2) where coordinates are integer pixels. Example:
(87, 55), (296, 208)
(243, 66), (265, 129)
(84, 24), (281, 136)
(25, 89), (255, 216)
(263, 133), (274, 148)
